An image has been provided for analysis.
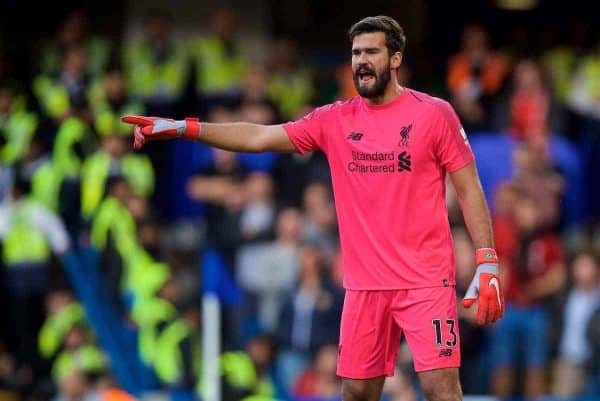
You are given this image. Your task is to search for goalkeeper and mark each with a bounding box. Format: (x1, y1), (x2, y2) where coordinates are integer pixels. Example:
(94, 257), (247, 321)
(123, 15), (503, 401)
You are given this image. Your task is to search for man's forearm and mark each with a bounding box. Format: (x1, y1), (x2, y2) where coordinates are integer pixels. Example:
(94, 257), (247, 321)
(199, 123), (295, 153)
(450, 164), (495, 250)
(456, 183), (495, 250)
(199, 122), (269, 152)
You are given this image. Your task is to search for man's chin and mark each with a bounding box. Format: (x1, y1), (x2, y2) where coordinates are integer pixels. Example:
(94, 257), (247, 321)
(357, 87), (380, 98)
(356, 82), (375, 98)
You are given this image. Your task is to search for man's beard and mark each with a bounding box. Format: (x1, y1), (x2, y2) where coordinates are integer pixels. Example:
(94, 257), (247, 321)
(353, 61), (391, 99)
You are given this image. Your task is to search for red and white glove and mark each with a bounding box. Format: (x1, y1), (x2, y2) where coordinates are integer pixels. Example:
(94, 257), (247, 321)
(462, 248), (504, 325)
(121, 115), (201, 150)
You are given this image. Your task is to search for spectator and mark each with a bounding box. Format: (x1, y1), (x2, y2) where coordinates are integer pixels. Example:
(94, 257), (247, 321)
(237, 65), (281, 125)
(452, 227), (486, 395)
(0, 83), (39, 166)
(188, 147), (247, 268)
(52, 370), (93, 401)
(510, 138), (565, 229)
(33, 45), (92, 125)
(122, 10), (187, 116)
(586, 300), (600, 395)
(52, 325), (106, 383)
(0, 349), (26, 400)
(493, 59), (564, 140)
(567, 33), (600, 122)
(39, 9), (111, 78)
(568, 33), (600, 220)
(38, 291), (86, 360)
(276, 244), (343, 392)
(553, 250), (600, 397)
(221, 335), (277, 401)
(153, 301), (202, 401)
(0, 176), (71, 371)
(267, 39), (314, 119)
(189, 8), (248, 117)
(240, 172), (276, 242)
(292, 344), (341, 399)
(80, 122), (154, 219)
(490, 192), (566, 399)
(272, 154), (331, 211)
(87, 68), (145, 139)
(540, 21), (588, 106)
(237, 208), (303, 333)
(446, 24), (510, 132)
(301, 183), (338, 262)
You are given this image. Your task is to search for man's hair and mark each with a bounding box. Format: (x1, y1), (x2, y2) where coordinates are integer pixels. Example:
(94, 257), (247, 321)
(348, 16), (406, 54)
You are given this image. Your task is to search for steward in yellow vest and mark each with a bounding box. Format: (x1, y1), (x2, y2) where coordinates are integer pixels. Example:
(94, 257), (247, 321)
(153, 301), (202, 394)
(39, 295), (87, 359)
(33, 46), (91, 122)
(188, 8), (248, 115)
(122, 12), (188, 107)
(40, 10), (111, 78)
(88, 69), (145, 138)
(81, 124), (154, 219)
(0, 85), (39, 165)
(52, 324), (106, 382)
(267, 39), (314, 119)
(221, 335), (277, 401)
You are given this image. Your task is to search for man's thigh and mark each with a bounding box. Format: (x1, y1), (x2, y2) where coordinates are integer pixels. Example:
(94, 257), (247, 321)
(337, 290), (401, 379)
(393, 286), (461, 372)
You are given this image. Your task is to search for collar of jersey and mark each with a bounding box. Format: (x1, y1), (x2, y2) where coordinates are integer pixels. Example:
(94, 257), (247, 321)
(361, 87), (409, 110)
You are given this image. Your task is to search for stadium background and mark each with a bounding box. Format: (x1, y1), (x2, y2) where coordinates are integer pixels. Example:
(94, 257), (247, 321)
(1, 0), (600, 400)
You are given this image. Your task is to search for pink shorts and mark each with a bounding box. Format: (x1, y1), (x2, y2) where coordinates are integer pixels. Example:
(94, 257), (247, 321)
(337, 287), (460, 378)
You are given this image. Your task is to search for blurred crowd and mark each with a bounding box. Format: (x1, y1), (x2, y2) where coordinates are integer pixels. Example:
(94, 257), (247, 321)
(1, 6), (600, 401)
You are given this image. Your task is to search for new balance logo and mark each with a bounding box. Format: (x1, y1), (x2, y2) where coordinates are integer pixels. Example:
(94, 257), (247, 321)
(397, 151), (411, 172)
(439, 349), (453, 357)
(347, 132), (364, 141)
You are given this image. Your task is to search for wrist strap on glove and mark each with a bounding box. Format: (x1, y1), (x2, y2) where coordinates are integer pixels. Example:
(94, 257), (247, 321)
(476, 248), (498, 265)
(182, 118), (201, 141)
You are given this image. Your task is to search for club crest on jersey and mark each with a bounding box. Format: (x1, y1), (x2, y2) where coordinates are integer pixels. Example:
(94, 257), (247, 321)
(398, 124), (412, 147)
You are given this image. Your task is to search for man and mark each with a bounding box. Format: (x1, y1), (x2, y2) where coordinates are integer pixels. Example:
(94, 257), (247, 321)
(122, 16), (504, 401)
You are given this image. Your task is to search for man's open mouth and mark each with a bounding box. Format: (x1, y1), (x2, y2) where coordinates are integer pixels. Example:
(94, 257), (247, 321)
(357, 71), (375, 84)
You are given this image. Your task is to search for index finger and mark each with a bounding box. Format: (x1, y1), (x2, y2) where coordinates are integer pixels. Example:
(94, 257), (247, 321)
(121, 115), (153, 126)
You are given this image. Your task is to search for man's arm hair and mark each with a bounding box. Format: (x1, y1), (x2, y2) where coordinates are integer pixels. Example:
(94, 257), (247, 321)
(449, 162), (494, 249)
(198, 123), (297, 153)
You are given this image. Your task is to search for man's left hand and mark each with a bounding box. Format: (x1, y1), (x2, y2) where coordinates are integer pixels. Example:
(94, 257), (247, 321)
(462, 248), (504, 325)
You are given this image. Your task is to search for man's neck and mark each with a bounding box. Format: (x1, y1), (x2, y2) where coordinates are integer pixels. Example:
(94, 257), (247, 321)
(365, 83), (404, 106)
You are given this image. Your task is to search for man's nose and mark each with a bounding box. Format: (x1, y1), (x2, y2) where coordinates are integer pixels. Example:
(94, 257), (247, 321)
(357, 52), (369, 64)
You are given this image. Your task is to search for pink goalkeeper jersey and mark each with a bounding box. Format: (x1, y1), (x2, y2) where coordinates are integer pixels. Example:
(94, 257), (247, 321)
(283, 89), (474, 290)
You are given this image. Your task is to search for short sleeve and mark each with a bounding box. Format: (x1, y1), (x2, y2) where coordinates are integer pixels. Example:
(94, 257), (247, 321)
(282, 105), (330, 155)
(433, 100), (475, 173)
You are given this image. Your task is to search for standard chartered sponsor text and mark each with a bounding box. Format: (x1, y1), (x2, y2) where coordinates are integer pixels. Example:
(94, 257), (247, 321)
(352, 151), (395, 161)
(348, 151), (396, 173)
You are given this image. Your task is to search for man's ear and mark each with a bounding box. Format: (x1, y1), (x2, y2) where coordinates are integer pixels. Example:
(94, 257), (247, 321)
(390, 52), (403, 70)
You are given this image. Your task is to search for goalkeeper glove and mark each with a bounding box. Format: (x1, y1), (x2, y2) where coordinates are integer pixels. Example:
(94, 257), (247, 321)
(121, 115), (201, 150)
(462, 248), (504, 325)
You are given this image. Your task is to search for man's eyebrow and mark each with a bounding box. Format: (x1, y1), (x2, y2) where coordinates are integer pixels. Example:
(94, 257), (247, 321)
(352, 47), (380, 52)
